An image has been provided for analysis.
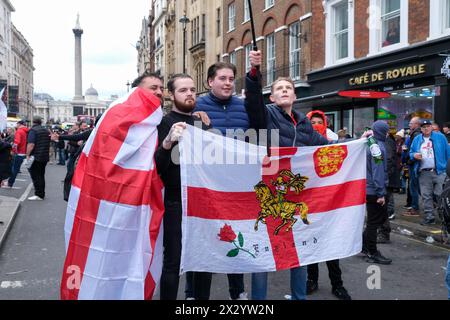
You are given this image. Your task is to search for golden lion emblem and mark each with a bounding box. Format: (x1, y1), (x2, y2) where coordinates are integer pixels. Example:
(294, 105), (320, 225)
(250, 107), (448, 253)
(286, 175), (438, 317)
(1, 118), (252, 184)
(254, 170), (310, 235)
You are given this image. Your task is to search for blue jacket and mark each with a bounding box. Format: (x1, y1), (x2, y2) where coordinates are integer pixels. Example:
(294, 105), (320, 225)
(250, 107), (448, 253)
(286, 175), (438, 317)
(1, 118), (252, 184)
(245, 74), (328, 148)
(195, 92), (250, 135)
(409, 131), (450, 175)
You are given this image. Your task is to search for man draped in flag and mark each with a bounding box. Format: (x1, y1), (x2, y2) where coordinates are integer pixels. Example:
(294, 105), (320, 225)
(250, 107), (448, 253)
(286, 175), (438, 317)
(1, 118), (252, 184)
(61, 73), (165, 300)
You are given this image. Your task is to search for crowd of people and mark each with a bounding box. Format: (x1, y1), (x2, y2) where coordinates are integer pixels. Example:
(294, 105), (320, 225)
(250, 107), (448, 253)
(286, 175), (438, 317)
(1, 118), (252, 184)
(1, 48), (449, 300)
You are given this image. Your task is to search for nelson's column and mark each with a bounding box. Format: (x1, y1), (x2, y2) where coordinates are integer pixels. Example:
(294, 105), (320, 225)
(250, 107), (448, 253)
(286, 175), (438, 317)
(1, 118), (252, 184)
(72, 14), (86, 116)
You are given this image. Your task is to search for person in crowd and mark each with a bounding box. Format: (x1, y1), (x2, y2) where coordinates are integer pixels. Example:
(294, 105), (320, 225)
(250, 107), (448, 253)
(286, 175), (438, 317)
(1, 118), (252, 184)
(432, 122), (441, 133)
(3, 120), (28, 189)
(131, 72), (165, 104)
(26, 116), (51, 201)
(409, 120), (450, 225)
(193, 61), (251, 301)
(363, 120), (392, 265)
(403, 117), (422, 217)
(337, 129), (347, 142)
(246, 50), (330, 301)
(155, 74), (211, 300)
(0, 135), (12, 187)
(304, 110), (351, 300)
(306, 111), (339, 142)
(56, 128), (66, 165)
(395, 130), (407, 195)
(442, 122), (450, 144)
(377, 130), (401, 243)
(3, 127), (14, 145)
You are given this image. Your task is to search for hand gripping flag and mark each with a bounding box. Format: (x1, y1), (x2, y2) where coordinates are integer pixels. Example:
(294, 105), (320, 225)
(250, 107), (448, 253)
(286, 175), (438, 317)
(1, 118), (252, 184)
(61, 88), (164, 300)
(180, 125), (367, 274)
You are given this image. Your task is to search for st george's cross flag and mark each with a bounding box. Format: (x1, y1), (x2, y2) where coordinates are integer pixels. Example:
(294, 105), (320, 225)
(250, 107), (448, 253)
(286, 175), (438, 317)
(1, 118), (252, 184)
(61, 88), (165, 300)
(180, 125), (367, 274)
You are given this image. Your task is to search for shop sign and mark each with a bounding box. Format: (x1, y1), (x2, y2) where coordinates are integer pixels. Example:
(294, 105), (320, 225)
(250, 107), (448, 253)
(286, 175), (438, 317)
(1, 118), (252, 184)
(349, 64), (426, 86)
(338, 90), (391, 99)
(442, 57), (450, 79)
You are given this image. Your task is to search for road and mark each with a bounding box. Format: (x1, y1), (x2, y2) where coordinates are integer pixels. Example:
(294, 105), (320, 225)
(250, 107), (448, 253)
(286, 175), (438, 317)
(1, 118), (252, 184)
(0, 164), (448, 300)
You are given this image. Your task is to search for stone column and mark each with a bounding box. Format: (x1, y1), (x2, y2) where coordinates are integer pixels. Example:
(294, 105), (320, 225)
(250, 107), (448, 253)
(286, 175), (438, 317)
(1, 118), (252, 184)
(73, 15), (84, 101)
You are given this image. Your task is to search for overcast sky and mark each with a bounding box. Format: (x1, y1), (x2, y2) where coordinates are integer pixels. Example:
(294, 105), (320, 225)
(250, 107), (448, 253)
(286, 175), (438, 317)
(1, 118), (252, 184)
(12, 0), (150, 101)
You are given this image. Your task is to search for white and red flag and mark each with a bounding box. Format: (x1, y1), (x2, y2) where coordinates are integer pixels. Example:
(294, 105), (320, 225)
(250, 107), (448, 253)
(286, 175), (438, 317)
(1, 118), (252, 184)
(61, 88), (165, 300)
(180, 125), (367, 274)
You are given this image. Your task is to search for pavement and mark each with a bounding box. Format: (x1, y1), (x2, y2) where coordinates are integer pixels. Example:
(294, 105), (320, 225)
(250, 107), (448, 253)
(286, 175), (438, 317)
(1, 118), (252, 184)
(389, 193), (450, 249)
(0, 196), (20, 251)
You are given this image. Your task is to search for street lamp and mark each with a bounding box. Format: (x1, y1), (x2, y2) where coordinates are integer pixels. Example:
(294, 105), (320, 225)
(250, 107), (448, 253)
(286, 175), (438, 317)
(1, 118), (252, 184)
(179, 13), (190, 74)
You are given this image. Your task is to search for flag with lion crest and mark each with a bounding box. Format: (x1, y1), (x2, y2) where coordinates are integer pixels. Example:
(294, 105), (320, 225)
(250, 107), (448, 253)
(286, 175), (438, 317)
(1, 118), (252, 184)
(180, 125), (367, 274)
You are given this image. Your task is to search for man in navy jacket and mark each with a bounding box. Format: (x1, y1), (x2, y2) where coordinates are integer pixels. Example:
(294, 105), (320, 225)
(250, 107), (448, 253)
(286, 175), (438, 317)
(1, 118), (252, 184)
(194, 62), (250, 300)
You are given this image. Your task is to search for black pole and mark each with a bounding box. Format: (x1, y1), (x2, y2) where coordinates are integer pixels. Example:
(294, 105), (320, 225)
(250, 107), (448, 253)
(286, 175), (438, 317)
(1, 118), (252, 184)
(247, 0), (258, 51)
(183, 27), (186, 74)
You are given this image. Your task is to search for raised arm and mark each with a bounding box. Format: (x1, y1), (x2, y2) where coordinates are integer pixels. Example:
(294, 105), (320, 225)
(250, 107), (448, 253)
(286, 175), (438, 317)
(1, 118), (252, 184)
(245, 50), (268, 131)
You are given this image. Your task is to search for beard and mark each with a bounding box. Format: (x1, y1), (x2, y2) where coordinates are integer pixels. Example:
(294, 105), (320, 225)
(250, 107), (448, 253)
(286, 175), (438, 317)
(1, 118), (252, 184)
(174, 98), (196, 113)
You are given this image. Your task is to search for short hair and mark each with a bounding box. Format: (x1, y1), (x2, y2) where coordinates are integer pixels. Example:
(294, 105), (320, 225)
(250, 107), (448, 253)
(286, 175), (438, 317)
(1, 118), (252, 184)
(132, 72), (163, 88)
(271, 77), (295, 94)
(444, 122), (450, 128)
(167, 74), (194, 94)
(32, 116), (42, 125)
(207, 62), (237, 81)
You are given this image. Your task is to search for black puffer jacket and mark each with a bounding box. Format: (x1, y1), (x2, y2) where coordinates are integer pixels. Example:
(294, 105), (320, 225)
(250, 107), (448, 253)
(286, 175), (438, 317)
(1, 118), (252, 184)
(245, 72), (328, 148)
(0, 140), (12, 180)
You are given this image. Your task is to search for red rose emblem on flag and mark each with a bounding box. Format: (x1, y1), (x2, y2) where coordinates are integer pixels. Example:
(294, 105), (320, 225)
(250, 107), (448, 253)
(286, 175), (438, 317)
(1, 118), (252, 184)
(218, 224), (256, 258)
(313, 146), (348, 178)
(218, 224), (237, 242)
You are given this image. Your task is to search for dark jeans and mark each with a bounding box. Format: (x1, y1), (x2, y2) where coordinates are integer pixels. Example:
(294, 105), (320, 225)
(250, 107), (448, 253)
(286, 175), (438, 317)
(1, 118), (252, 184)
(227, 274), (245, 299)
(363, 195), (388, 255)
(8, 155), (25, 187)
(307, 260), (343, 289)
(160, 200), (182, 300)
(58, 148), (66, 165)
(28, 160), (47, 199)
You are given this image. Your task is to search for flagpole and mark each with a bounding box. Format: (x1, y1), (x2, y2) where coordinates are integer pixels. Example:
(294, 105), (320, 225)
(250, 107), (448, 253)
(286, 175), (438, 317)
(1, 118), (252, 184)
(247, 0), (258, 52)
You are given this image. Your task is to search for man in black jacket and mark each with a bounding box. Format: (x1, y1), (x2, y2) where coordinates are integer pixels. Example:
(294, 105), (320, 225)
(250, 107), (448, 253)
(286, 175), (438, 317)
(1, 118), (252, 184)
(155, 74), (210, 300)
(26, 116), (51, 201)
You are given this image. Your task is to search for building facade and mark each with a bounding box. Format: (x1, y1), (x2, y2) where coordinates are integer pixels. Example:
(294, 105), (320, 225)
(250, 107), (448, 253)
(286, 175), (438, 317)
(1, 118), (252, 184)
(223, 0), (312, 97)
(137, 16), (151, 75)
(302, 0), (450, 137)
(11, 24), (34, 121)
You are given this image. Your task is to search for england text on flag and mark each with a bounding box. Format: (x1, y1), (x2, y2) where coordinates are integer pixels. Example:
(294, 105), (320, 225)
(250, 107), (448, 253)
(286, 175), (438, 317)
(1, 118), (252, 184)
(180, 125), (367, 274)
(61, 88), (165, 300)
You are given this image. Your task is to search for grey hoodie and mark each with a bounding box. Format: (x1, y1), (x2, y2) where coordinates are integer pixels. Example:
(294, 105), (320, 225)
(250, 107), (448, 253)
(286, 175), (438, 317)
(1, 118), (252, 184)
(366, 121), (389, 198)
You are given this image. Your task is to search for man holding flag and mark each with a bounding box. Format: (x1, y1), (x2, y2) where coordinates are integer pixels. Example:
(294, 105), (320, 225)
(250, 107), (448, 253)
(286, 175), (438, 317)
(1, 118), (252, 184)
(60, 75), (165, 300)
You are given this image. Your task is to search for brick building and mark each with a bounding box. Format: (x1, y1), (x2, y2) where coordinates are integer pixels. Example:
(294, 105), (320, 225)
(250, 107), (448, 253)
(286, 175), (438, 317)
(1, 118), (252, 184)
(303, 0), (450, 137)
(223, 0), (450, 136)
(223, 0), (313, 97)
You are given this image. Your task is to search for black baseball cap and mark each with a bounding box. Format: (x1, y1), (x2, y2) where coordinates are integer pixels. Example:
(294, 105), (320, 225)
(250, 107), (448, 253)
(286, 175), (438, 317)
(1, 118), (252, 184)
(421, 120), (432, 126)
(17, 119), (26, 125)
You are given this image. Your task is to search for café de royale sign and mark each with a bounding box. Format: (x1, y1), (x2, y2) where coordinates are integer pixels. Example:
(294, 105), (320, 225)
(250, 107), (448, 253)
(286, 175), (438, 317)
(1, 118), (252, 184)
(349, 64), (426, 86)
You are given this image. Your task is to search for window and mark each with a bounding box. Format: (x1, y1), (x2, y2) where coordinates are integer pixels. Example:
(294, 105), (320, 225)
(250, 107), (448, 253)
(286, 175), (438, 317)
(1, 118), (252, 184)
(381, 0), (400, 47)
(229, 51), (236, 66)
(244, 0), (250, 22)
(228, 3), (236, 31)
(430, 0), (450, 39)
(325, 0), (354, 66)
(245, 44), (252, 73)
(369, 0), (408, 54)
(265, 0), (274, 10)
(196, 62), (205, 92)
(289, 22), (301, 80)
(266, 33), (276, 84)
(333, 1), (349, 59)
(217, 8), (221, 37)
(446, 0), (450, 30)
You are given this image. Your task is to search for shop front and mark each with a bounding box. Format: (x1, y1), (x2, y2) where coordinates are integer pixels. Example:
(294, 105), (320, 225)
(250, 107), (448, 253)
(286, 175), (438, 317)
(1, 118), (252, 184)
(298, 36), (450, 138)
